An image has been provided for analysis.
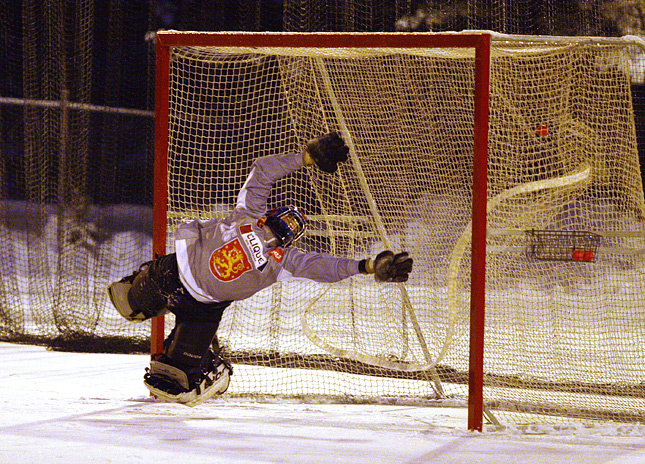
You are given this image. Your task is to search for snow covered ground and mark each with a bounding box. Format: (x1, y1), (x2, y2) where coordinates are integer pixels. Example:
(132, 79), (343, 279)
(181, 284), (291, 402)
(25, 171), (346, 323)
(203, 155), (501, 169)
(1, 342), (644, 464)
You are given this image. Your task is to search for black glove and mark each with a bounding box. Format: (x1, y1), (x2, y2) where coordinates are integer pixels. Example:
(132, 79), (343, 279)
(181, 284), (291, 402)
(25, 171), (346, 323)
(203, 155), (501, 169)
(369, 251), (413, 283)
(305, 131), (349, 173)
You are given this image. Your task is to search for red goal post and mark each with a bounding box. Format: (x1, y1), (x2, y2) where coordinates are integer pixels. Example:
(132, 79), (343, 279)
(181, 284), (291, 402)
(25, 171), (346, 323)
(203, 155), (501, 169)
(153, 31), (491, 430)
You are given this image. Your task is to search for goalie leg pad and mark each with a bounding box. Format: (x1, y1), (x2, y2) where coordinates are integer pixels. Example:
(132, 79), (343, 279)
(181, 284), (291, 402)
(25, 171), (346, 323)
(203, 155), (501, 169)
(107, 273), (169, 322)
(107, 280), (146, 322)
(127, 259), (172, 319)
(165, 319), (219, 368)
(108, 255), (180, 322)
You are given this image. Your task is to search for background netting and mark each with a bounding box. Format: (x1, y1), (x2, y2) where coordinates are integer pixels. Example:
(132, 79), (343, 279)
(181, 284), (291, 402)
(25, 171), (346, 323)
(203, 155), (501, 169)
(1, 0), (644, 425)
(0, 0), (155, 351)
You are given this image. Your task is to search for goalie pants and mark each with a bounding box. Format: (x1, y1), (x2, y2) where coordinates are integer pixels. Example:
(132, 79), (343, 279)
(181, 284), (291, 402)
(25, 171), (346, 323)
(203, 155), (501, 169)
(129, 253), (232, 369)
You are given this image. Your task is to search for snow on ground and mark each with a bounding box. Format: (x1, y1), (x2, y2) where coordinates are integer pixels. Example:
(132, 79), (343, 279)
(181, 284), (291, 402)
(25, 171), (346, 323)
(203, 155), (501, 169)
(1, 342), (644, 464)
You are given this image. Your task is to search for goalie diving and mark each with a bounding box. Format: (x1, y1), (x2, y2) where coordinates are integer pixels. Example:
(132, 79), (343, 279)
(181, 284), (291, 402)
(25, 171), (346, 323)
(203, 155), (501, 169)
(107, 132), (413, 406)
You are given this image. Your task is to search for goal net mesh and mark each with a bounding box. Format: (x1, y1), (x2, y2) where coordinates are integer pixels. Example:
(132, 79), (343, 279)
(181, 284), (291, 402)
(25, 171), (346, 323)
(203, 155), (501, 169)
(163, 36), (645, 424)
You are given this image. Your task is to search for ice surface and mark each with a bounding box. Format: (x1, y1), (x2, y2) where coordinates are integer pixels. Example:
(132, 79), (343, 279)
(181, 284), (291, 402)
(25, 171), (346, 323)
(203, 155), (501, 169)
(1, 342), (644, 464)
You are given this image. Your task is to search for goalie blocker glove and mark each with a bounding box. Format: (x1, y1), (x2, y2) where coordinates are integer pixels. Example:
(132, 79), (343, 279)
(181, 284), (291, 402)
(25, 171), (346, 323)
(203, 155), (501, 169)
(304, 131), (349, 173)
(359, 250), (413, 283)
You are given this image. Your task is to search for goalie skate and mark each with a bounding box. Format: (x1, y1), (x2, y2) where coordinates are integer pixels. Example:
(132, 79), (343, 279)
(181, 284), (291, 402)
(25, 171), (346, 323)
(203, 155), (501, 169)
(144, 354), (232, 407)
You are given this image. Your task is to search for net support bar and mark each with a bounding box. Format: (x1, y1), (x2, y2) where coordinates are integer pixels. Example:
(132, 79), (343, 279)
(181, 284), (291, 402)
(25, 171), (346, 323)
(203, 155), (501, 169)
(468, 33), (491, 432)
(151, 37), (170, 358)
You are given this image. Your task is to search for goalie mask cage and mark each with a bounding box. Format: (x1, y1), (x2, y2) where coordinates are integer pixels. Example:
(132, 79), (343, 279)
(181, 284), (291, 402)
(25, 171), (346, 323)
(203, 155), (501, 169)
(153, 31), (645, 431)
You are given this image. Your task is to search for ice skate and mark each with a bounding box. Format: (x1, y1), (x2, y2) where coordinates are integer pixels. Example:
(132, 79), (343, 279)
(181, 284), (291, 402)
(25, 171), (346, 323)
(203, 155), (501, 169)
(144, 352), (232, 407)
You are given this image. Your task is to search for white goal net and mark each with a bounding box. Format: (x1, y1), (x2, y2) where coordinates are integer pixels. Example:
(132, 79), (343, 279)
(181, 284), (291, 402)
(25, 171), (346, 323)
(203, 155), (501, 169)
(157, 31), (645, 425)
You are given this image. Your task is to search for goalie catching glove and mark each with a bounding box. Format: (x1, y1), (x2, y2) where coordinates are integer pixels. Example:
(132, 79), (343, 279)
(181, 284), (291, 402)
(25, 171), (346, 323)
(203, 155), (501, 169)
(304, 131), (349, 173)
(360, 251), (413, 283)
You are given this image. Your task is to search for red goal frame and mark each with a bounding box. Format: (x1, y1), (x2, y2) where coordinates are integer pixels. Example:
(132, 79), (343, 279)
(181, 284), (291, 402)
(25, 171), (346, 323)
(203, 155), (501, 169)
(153, 31), (490, 431)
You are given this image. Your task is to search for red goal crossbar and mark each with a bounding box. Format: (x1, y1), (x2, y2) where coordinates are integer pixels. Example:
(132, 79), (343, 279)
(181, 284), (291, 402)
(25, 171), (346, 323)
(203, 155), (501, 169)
(153, 31), (490, 431)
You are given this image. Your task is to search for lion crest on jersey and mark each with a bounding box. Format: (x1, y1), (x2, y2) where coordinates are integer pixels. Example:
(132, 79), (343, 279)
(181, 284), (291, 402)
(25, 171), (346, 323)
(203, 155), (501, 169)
(209, 238), (253, 282)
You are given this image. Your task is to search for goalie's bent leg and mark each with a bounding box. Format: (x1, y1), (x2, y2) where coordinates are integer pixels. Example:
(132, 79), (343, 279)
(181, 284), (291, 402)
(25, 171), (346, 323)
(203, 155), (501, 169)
(107, 280), (165, 322)
(107, 256), (175, 322)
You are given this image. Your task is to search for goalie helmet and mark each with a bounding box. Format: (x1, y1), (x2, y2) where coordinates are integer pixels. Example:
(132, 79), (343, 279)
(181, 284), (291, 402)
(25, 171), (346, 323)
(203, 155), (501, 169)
(264, 206), (307, 248)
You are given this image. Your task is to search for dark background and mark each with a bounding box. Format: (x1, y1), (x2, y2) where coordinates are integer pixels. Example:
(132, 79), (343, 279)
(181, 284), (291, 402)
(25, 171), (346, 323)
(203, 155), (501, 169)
(1, 0), (644, 206)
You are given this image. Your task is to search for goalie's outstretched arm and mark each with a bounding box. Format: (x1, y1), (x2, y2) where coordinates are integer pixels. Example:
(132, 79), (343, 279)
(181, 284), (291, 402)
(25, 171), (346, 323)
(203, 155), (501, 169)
(236, 152), (305, 218)
(279, 249), (414, 284)
(236, 132), (350, 218)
